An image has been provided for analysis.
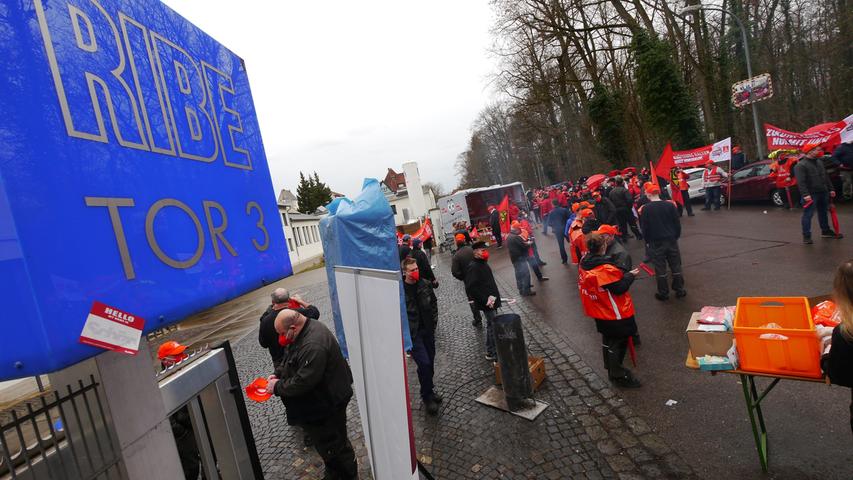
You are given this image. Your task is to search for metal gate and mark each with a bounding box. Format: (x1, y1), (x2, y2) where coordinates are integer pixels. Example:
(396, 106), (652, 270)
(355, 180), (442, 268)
(157, 342), (263, 480)
(1, 377), (124, 480)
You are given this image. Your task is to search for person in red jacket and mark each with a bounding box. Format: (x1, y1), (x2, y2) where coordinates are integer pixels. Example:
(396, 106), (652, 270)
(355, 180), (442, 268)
(578, 233), (642, 388)
(570, 209), (593, 264)
(769, 150), (798, 209)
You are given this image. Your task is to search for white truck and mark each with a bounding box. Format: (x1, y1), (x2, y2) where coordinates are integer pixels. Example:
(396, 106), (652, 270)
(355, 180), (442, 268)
(436, 182), (527, 249)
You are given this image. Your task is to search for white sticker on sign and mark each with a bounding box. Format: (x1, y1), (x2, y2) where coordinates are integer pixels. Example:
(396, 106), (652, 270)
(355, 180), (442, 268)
(79, 301), (145, 355)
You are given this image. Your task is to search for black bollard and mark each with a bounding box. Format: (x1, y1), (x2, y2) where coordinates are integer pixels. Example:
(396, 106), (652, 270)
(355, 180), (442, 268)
(493, 313), (534, 411)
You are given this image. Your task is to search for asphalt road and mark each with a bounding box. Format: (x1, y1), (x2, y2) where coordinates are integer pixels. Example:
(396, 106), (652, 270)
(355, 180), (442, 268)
(486, 202), (853, 479)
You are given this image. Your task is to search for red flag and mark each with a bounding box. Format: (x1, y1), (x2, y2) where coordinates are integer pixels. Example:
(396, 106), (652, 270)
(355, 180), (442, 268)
(497, 195), (511, 236)
(654, 143), (674, 181)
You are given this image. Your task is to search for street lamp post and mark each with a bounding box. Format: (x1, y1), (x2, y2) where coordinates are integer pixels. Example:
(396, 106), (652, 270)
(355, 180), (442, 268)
(680, 3), (766, 160)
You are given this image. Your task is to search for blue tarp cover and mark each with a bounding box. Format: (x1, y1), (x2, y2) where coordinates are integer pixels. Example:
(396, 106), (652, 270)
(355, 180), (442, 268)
(319, 179), (412, 357)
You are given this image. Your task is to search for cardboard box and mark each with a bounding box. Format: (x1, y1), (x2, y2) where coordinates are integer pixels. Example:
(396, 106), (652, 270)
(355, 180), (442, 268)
(686, 312), (734, 358)
(494, 356), (546, 391)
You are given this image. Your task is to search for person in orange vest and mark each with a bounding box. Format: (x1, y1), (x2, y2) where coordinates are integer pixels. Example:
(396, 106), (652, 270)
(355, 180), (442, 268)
(769, 150), (798, 209)
(701, 160), (728, 211)
(570, 209), (594, 264)
(578, 233), (642, 388)
(675, 168), (694, 217)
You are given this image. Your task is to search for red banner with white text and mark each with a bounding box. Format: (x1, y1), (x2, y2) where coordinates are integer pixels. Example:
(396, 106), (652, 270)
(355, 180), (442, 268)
(765, 115), (853, 152)
(656, 138), (732, 172)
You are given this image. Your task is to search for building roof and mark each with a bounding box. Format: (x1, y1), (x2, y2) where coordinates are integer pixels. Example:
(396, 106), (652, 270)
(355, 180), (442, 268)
(383, 168), (407, 193)
(278, 189), (297, 207)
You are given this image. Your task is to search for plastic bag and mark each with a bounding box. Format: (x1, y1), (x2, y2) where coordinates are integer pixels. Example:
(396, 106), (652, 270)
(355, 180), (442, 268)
(812, 300), (841, 327)
(698, 306), (735, 329)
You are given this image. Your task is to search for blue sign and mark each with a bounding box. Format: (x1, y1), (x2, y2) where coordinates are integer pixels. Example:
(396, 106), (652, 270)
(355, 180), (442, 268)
(0, 0), (291, 380)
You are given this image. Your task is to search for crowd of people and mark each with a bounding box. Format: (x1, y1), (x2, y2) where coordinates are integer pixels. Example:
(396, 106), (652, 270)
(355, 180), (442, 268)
(246, 142), (853, 479)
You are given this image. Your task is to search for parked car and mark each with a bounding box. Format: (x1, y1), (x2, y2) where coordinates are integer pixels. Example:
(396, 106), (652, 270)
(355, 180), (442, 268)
(720, 158), (840, 207)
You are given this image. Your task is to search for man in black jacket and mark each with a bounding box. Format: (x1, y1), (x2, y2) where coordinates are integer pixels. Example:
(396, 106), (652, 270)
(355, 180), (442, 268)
(638, 183), (686, 301)
(488, 205), (503, 247)
(608, 176), (642, 241)
(402, 258), (442, 415)
(452, 234), (482, 327)
(547, 199), (571, 264)
(258, 288), (292, 367)
(411, 238), (438, 288)
(270, 307), (356, 480)
(796, 144), (842, 243)
(465, 241), (502, 361)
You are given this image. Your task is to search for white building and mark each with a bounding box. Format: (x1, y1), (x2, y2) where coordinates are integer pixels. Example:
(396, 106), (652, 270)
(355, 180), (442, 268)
(380, 167), (437, 226)
(278, 189), (324, 272)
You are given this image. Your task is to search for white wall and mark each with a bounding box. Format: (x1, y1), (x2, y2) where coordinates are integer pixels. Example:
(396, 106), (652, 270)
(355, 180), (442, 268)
(388, 189), (436, 226)
(278, 207), (324, 269)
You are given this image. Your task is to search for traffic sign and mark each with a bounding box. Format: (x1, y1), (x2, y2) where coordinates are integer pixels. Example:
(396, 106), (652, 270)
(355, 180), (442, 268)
(0, 0), (291, 380)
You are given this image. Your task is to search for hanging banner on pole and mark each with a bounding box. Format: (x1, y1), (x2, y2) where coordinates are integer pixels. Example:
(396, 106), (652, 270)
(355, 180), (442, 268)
(657, 138), (732, 171)
(765, 115), (853, 151)
(732, 73), (774, 107)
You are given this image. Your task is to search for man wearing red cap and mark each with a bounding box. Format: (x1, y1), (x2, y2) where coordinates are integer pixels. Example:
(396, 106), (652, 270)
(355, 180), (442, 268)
(794, 144), (841, 243)
(701, 160), (728, 211)
(638, 183), (686, 300)
(595, 224), (631, 272)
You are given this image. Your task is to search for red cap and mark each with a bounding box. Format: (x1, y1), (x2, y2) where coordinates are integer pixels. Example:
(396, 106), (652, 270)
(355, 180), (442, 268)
(644, 183), (661, 195)
(572, 203), (581, 213)
(245, 377), (273, 403)
(157, 341), (187, 360)
(802, 143), (822, 154)
(594, 224), (619, 235)
(579, 208), (594, 218)
(454, 233), (466, 244)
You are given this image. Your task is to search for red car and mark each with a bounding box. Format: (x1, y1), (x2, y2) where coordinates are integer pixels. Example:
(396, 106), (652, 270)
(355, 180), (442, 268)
(729, 158), (841, 207)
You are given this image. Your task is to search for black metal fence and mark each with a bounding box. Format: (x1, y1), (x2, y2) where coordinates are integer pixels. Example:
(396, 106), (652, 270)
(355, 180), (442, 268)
(1, 376), (124, 480)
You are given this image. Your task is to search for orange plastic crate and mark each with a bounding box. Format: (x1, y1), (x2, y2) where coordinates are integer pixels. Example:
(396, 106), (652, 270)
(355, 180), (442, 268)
(733, 297), (822, 378)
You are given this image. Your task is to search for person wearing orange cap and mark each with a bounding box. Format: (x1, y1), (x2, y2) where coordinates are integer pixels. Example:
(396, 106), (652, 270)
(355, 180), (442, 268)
(701, 160), (728, 211)
(639, 182), (686, 300)
(795, 144), (842, 243)
(595, 224), (632, 272)
(578, 233), (642, 388)
(569, 209), (594, 264)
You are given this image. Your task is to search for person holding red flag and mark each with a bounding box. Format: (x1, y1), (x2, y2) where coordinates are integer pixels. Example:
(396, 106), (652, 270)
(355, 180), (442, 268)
(578, 233), (642, 388)
(795, 144), (843, 243)
(675, 168), (694, 216)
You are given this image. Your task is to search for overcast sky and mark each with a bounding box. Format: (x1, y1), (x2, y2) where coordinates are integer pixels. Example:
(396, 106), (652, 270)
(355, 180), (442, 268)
(162, 0), (496, 198)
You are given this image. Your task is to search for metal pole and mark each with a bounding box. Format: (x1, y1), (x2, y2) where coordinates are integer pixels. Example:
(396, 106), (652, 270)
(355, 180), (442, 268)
(727, 11), (766, 160)
(686, 6), (766, 160)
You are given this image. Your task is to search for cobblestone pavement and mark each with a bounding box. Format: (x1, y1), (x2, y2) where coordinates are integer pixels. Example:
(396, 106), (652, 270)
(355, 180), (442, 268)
(232, 254), (699, 479)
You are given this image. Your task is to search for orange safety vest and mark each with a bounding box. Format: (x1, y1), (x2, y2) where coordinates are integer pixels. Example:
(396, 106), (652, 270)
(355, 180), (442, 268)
(703, 167), (723, 185)
(578, 263), (635, 320)
(569, 227), (587, 264)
